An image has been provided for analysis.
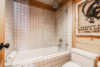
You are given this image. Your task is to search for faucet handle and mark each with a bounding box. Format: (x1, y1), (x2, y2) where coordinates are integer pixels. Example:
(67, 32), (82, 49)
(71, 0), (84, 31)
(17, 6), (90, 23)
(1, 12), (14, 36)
(58, 44), (61, 46)
(65, 43), (68, 50)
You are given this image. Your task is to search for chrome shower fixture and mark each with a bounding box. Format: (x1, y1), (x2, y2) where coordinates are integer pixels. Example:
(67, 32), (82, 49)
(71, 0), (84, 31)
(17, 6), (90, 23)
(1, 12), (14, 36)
(52, 0), (59, 9)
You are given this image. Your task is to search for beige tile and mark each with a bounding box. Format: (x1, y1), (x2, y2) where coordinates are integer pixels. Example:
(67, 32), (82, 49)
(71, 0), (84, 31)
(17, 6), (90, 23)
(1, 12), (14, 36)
(14, 2), (56, 51)
(5, 0), (14, 56)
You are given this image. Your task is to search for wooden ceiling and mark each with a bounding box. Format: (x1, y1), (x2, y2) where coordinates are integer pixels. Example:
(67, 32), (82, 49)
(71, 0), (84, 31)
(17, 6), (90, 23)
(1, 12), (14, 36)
(37, 0), (57, 6)
(14, 0), (70, 11)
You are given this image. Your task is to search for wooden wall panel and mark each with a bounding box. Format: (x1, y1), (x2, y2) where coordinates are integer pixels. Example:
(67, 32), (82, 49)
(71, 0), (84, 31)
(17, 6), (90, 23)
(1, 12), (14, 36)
(72, 0), (100, 55)
(0, 0), (5, 67)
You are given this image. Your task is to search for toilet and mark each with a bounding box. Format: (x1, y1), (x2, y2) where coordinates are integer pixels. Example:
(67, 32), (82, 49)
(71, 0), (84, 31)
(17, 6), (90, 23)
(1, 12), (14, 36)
(98, 62), (100, 67)
(62, 48), (99, 67)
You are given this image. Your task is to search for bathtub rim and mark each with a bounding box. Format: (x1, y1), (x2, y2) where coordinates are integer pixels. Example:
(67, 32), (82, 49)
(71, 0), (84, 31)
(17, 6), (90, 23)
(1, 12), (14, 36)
(12, 51), (69, 66)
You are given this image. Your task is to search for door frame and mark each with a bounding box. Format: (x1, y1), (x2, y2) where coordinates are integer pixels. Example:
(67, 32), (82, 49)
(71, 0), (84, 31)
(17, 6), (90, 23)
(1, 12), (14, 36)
(0, 0), (6, 67)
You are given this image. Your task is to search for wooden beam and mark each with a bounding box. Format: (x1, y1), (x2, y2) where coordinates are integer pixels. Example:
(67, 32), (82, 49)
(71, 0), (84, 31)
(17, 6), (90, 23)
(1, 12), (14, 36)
(57, 0), (70, 10)
(14, 0), (72, 11)
(29, 0), (55, 11)
(15, 0), (30, 5)
(14, 0), (55, 11)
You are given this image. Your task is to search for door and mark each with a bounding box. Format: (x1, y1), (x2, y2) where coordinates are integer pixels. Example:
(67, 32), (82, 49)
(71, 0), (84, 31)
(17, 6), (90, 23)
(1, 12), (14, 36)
(0, 0), (5, 67)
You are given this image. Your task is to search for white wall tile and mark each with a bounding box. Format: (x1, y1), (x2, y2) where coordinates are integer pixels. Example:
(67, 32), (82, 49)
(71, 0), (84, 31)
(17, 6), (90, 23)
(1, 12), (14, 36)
(56, 0), (72, 51)
(14, 2), (56, 51)
(5, 0), (14, 57)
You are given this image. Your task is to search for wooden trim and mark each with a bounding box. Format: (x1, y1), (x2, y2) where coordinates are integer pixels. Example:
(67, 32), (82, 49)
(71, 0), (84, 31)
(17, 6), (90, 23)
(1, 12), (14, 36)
(72, 0), (82, 48)
(14, 0), (55, 11)
(77, 35), (100, 39)
(29, 0), (55, 11)
(0, 0), (5, 67)
(14, 0), (73, 11)
(72, 0), (76, 48)
(14, 0), (84, 12)
(94, 56), (100, 67)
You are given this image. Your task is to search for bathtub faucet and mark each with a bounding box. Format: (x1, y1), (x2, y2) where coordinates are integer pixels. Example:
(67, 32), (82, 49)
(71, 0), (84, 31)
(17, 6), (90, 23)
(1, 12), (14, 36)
(65, 43), (68, 50)
(58, 38), (63, 48)
(58, 43), (62, 51)
(58, 38), (63, 51)
(58, 43), (61, 47)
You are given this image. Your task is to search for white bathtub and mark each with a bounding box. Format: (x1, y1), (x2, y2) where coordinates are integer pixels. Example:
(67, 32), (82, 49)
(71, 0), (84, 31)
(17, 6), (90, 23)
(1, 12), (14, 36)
(6, 46), (69, 67)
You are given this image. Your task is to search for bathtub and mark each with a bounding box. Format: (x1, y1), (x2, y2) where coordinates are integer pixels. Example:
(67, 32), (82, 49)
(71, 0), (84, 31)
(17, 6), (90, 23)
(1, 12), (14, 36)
(6, 46), (69, 67)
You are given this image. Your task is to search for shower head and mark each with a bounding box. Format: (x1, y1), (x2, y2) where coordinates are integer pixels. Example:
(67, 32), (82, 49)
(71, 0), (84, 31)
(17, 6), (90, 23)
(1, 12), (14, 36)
(52, 0), (59, 9)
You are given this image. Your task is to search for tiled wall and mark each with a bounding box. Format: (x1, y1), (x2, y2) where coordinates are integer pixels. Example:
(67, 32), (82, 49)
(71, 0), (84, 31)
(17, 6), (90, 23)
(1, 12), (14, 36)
(6, 1), (73, 67)
(34, 54), (71, 67)
(56, 1), (72, 51)
(14, 2), (56, 51)
(30, 7), (56, 49)
(5, 0), (14, 56)
(14, 2), (30, 51)
(13, 1), (72, 51)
